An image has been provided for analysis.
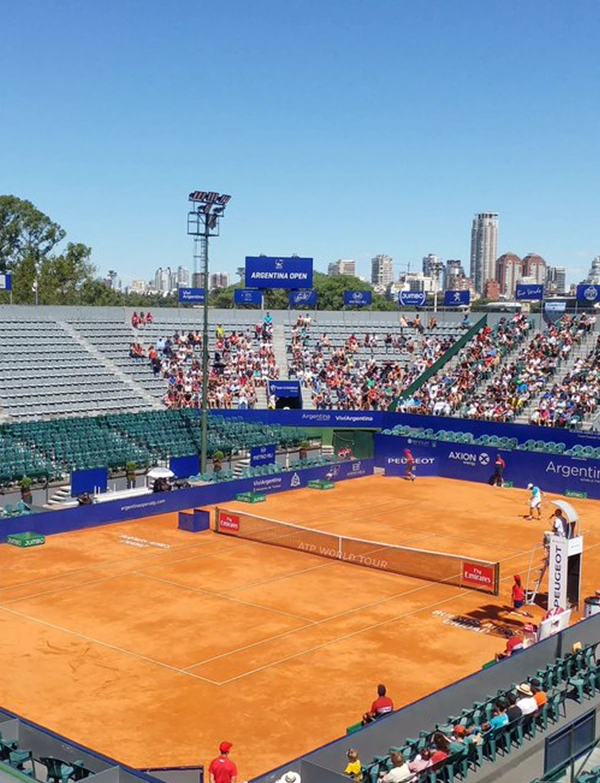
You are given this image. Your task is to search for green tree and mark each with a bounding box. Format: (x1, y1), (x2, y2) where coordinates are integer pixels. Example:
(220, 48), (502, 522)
(38, 242), (95, 304)
(0, 195), (65, 271)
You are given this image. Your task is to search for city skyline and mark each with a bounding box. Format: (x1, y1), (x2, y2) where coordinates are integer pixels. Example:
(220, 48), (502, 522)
(2, 2), (599, 287)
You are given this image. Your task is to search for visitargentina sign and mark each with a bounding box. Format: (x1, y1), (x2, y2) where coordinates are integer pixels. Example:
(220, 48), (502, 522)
(178, 287), (206, 304)
(245, 257), (313, 289)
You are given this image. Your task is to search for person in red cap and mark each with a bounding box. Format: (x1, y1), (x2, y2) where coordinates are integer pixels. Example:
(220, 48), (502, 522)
(403, 449), (416, 482)
(209, 742), (237, 783)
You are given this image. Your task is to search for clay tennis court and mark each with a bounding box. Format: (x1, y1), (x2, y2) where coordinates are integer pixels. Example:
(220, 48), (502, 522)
(2, 475), (600, 780)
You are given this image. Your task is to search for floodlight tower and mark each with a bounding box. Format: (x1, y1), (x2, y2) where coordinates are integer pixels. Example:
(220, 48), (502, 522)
(187, 190), (232, 473)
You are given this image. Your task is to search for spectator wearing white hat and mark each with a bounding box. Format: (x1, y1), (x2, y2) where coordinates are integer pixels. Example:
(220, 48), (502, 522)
(515, 683), (538, 715)
(275, 772), (301, 783)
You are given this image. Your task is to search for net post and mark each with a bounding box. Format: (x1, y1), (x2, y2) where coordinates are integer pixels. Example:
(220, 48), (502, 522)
(337, 535), (343, 561)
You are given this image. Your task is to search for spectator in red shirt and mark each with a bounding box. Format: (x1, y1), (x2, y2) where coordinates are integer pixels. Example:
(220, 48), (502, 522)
(209, 742), (237, 783)
(362, 683), (394, 725)
(429, 732), (450, 764)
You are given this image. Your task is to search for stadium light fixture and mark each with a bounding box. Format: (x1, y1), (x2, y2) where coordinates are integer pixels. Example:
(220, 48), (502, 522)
(186, 189), (232, 474)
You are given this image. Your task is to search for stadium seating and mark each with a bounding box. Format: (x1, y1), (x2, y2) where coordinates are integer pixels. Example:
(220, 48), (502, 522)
(0, 320), (150, 418)
(0, 410), (306, 486)
(361, 643), (597, 783)
(285, 316), (465, 410)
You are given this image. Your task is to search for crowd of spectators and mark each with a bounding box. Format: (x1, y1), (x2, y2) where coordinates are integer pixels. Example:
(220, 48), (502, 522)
(397, 314), (532, 417)
(288, 315), (456, 411)
(131, 311), (153, 328)
(130, 315), (279, 409)
(460, 314), (593, 424)
(529, 329), (599, 428)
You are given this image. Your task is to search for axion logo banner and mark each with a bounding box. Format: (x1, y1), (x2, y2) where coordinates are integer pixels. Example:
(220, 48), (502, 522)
(462, 562), (497, 593)
(218, 511), (240, 532)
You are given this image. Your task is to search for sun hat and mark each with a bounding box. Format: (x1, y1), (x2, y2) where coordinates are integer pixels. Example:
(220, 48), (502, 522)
(453, 725), (466, 735)
(517, 683), (533, 696)
(527, 483), (533, 489)
(280, 773), (301, 783)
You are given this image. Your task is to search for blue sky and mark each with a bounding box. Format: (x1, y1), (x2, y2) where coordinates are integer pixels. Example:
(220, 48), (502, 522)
(2, 0), (599, 285)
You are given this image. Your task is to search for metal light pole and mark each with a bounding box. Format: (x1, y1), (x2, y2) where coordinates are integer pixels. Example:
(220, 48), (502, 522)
(187, 190), (232, 474)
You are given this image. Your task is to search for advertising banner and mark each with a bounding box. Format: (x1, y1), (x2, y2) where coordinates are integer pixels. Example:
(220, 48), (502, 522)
(516, 284), (544, 301)
(269, 380), (301, 398)
(462, 562), (497, 592)
(399, 291), (427, 307)
(383, 440), (440, 477)
(344, 290), (372, 307)
(576, 284), (600, 303)
(548, 536), (569, 610)
(178, 287), (206, 304)
(0, 273), (12, 291)
(70, 467), (109, 497)
(375, 433), (600, 500)
(444, 290), (471, 307)
(289, 289), (317, 308)
(245, 256), (313, 289)
(544, 301), (567, 325)
(250, 444), (276, 468)
(234, 288), (262, 306)
(169, 455), (200, 478)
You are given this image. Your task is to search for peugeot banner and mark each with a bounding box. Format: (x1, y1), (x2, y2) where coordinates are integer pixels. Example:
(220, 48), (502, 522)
(245, 257), (313, 289)
(178, 287), (205, 304)
(576, 284), (600, 303)
(289, 289), (317, 307)
(443, 290), (471, 307)
(234, 288), (262, 306)
(515, 284), (544, 301)
(344, 290), (372, 307)
(399, 291), (427, 307)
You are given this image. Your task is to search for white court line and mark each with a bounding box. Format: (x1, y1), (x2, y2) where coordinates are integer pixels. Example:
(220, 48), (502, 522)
(135, 572), (315, 624)
(186, 546), (536, 680)
(0, 604), (219, 685)
(1, 573), (129, 606)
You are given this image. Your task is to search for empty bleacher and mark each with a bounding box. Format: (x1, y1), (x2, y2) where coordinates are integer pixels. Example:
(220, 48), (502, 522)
(0, 320), (151, 419)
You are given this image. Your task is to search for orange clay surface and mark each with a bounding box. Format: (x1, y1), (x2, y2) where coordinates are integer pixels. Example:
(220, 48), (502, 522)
(2, 475), (600, 779)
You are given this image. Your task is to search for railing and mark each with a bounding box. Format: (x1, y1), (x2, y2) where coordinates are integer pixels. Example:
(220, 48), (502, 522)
(389, 315), (488, 409)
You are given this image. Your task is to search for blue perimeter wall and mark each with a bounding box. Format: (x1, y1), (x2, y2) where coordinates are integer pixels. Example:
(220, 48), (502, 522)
(375, 435), (600, 498)
(0, 460), (374, 541)
(216, 408), (600, 449)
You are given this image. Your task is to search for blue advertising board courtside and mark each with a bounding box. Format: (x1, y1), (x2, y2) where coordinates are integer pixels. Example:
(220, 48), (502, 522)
(344, 290), (372, 307)
(0, 460), (374, 540)
(289, 290), (317, 307)
(245, 257), (313, 289)
(250, 444), (276, 467)
(70, 467), (109, 496)
(178, 287), (206, 304)
(0, 273), (12, 291)
(444, 290), (471, 307)
(234, 288), (263, 306)
(376, 434), (600, 499)
(399, 291), (427, 307)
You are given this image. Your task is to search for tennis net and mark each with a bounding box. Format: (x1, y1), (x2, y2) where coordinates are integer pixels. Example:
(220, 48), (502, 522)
(215, 507), (500, 594)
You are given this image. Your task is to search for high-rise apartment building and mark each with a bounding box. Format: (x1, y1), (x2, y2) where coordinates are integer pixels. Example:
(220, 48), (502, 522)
(371, 255), (394, 287)
(522, 253), (547, 285)
(422, 254), (445, 289)
(495, 253), (522, 297)
(584, 256), (600, 285)
(177, 265), (190, 287)
(470, 212), (499, 293)
(209, 272), (230, 290)
(328, 259), (356, 276)
(546, 266), (567, 294)
(192, 272), (205, 288)
(154, 267), (174, 294)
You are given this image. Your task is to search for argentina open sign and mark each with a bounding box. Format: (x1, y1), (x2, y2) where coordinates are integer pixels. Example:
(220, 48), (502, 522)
(245, 257), (313, 289)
